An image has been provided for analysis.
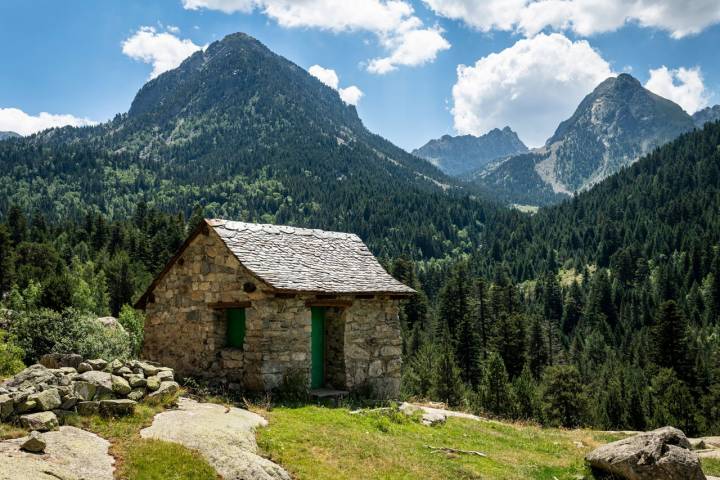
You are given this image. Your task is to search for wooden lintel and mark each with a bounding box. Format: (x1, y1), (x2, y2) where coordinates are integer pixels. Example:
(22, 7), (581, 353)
(208, 301), (251, 309)
(305, 299), (353, 308)
(273, 292), (297, 299)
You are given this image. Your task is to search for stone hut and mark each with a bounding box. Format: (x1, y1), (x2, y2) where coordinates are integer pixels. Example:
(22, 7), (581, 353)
(136, 219), (414, 397)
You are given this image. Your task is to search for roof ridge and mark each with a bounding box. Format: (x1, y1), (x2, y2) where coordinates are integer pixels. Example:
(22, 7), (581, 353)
(206, 218), (360, 240)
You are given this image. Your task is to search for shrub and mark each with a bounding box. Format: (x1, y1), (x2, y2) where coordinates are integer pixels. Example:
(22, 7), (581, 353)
(118, 305), (145, 357)
(10, 308), (131, 363)
(0, 329), (24, 378)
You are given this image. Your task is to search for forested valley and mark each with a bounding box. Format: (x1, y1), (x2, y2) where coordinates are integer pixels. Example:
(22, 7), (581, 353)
(2, 120), (720, 434)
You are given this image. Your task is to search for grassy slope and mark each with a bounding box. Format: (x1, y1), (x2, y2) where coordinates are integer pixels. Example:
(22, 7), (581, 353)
(257, 406), (623, 480)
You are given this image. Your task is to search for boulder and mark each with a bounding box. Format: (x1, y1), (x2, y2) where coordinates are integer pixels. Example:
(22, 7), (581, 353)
(15, 398), (37, 413)
(0, 394), (14, 420)
(20, 431), (46, 453)
(77, 401), (100, 416)
(29, 388), (61, 411)
(136, 361), (160, 377)
(99, 399), (136, 417)
(586, 426), (706, 480)
(111, 375), (131, 395)
(147, 381), (179, 399)
(60, 395), (78, 410)
(127, 388), (146, 402)
(39, 353), (82, 370)
(156, 369), (174, 382)
(3, 364), (55, 389)
(86, 359), (107, 371)
(126, 374), (146, 388)
(20, 412), (59, 432)
(77, 362), (92, 373)
(146, 376), (161, 391)
(117, 366), (133, 376)
(73, 381), (97, 401)
(106, 359), (123, 373)
(76, 371), (113, 396)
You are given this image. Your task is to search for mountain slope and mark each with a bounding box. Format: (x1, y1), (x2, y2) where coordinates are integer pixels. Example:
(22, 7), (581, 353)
(474, 74), (696, 205)
(694, 105), (720, 127)
(0, 32), (500, 260)
(0, 132), (20, 141)
(412, 127), (528, 176)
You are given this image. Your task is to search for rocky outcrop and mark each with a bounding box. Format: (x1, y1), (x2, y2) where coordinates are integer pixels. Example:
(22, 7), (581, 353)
(0, 357), (178, 423)
(0, 426), (114, 480)
(20, 431), (46, 453)
(141, 397), (290, 480)
(586, 426), (706, 480)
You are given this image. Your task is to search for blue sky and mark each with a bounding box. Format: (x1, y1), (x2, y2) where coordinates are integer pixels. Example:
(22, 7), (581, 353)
(1, 0), (719, 149)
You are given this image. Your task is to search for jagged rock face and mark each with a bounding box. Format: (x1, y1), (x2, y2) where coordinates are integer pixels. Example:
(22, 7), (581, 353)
(413, 127), (528, 176)
(543, 74), (695, 192)
(474, 74), (696, 205)
(694, 105), (720, 128)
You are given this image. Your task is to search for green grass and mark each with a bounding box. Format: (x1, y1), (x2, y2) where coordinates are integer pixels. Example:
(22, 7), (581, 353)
(257, 405), (614, 480)
(702, 458), (720, 476)
(121, 438), (219, 480)
(61, 393), (219, 480)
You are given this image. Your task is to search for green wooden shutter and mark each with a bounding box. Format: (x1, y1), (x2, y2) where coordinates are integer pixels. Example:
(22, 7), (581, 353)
(226, 308), (246, 349)
(311, 307), (326, 389)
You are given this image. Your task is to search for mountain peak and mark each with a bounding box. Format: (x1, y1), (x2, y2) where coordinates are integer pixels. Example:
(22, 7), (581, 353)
(413, 127), (528, 176)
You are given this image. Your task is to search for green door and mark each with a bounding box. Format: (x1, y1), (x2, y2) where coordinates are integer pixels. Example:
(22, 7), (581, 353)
(226, 308), (246, 349)
(311, 307), (326, 389)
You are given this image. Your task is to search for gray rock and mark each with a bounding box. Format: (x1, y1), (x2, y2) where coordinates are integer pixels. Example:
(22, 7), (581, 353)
(146, 375), (161, 391)
(20, 431), (46, 453)
(20, 411), (59, 431)
(147, 381), (179, 399)
(586, 426), (706, 480)
(0, 426), (114, 480)
(106, 359), (123, 373)
(77, 362), (92, 373)
(111, 375), (131, 395)
(141, 397), (290, 480)
(127, 388), (146, 402)
(60, 395), (78, 410)
(3, 364), (55, 389)
(77, 371), (113, 396)
(117, 366), (133, 376)
(15, 398), (37, 413)
(39, 353), (82, 369)
(99, 399), (136, 417)
(156, 369), (174, 382)
(0, 394), (14, 419)
(77, 401), (100, 416)
(126, 374), (146, 388)
(136, 361), (160, 376)
(29, 388), (61, 411)
(86, 359), (107, 371)
(73, 381), (97, 401)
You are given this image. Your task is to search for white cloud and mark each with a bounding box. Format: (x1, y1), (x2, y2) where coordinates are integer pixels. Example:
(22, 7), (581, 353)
(308, 65), (340, 90)
(308, 65), (364, 105)
(339, 86), (364, 105)
(368, 25), (450, 74)
(181, 0), (451, 73)
(122, 26), (203, 79)
(645, 66), (709, 113)
(452, 33), (614, 147)
(182, 0), (254, 13)
(423, 0), (720, 39)
(0, 108), (96, 136)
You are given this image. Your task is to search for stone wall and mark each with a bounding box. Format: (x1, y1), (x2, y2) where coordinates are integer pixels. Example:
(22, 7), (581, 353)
(141, 227), (402, 397)
(343, 299), (402, 398)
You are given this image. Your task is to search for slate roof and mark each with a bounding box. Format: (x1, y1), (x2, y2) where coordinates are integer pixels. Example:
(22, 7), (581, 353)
(207, 219), (415, 295)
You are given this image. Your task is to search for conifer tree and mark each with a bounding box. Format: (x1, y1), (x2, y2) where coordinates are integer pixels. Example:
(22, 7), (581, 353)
(651, 300), (691, 381)
(480, 352), (512, 417)
(513, 365), (537, 419)
(430, 327), (465, 406)
(528, 316), (548, 379)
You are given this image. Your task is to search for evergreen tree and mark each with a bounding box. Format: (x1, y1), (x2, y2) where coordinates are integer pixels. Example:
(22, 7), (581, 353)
(480, 352), (512, 417)
(513, 365), (537, 420)
(430, 328), (465, 406)
(651, 300), (691, 381)
(527, 316), (548, 379)
(540, 365), (587, 427)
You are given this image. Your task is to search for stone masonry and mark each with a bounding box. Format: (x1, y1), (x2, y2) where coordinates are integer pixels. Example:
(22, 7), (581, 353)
(141, 225), (403, 396)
